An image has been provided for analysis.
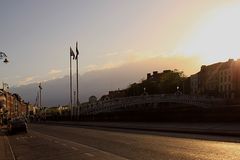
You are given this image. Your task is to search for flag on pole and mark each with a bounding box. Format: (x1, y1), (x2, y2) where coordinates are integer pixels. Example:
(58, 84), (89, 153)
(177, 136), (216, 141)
(70, 47), (75, 59)
(76, 42), (79, 60)
(39, 83), (42, 90)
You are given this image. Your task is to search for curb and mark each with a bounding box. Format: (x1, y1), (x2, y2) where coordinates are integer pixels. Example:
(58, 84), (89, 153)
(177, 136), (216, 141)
(0, 131), (15, 160)
(35, 121), (240, 137)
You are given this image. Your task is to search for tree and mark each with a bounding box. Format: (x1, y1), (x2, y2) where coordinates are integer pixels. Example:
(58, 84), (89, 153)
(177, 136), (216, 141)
(126, 69), (186, 96)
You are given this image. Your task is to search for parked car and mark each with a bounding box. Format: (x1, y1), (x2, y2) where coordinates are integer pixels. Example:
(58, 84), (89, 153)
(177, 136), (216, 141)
(7, 118), (28, 134)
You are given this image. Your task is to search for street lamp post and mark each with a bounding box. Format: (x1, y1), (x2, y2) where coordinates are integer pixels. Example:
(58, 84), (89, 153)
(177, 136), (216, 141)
(39, 83), (42, 108)
(38, 83), (45, 120)
(0, 52), (9, 125)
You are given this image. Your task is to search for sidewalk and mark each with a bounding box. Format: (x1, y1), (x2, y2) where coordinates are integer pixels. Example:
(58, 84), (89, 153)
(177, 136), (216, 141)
(40, 121), (240, 137)
(0, 126), (14, 160)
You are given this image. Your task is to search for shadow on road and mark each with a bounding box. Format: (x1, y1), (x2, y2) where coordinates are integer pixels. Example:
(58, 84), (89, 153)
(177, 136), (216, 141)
(34, 123), (240, 143)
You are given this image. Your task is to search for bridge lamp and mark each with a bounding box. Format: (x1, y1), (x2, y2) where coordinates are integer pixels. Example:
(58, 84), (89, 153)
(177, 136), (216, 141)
(177, 86), (179, 91)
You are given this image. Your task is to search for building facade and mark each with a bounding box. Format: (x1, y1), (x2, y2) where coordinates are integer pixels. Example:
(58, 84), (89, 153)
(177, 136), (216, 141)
(0, 90), (29, 124)
(190, 59), (240, 99)
(190, 73), (199, 95)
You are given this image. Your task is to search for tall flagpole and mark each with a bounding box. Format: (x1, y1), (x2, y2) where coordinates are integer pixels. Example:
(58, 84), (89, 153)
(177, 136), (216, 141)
(76, 42), (79, 118)
(70, 47), (73, 119)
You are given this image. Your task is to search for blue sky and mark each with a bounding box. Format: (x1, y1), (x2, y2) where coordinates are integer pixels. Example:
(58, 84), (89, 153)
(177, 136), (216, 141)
(1, 0), (240, 87)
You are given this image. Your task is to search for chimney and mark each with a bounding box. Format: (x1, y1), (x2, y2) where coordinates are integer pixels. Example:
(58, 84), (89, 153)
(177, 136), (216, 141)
(153, 71), (158, 75)
(147, 73), (151, 80)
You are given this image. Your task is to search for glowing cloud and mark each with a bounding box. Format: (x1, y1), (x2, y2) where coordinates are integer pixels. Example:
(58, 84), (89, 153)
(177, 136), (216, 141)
(19, 76), (37, 85)
(48, 69), (62, 75)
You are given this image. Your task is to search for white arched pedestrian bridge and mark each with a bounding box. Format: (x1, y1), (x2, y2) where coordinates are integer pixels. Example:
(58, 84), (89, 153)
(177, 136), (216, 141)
(78, 95), (225, 116)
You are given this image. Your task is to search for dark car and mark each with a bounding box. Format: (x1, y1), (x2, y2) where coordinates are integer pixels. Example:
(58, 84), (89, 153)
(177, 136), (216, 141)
(7, 118), (28, 134)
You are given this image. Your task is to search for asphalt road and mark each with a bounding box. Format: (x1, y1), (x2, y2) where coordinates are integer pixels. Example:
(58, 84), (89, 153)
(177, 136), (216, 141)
(7, 124), (240, 160)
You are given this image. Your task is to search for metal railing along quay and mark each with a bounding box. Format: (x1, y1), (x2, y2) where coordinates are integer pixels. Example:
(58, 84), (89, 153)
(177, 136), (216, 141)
(77, 94), (225, 116)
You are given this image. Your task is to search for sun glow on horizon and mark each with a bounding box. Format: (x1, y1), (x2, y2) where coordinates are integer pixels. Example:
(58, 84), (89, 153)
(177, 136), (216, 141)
(178, 3), (240, 65)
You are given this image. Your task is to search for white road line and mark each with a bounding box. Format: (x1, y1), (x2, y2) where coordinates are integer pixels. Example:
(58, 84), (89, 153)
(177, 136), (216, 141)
(71, 147), (78, 151)
(30, 130), (129, 160)
(4, 136), (16, 160)
(61, 143), (67, 146)
(54, 141), (59, 143)
(85, 153), (94, 157)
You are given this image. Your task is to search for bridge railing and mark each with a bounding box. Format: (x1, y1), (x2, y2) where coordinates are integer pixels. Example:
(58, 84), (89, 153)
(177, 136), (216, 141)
(78, 94), (226, 115)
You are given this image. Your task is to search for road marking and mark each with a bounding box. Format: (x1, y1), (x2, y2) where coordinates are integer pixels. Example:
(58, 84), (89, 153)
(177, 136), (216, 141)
(54, 140), (59, 144)
(17, 136), (29, 140)
(4, 136), (16, 160)
(30, 130), (129, 160)
(71, 147), (78, 151)
(85, 153), (94, 157)
(61, 143), (67, 146)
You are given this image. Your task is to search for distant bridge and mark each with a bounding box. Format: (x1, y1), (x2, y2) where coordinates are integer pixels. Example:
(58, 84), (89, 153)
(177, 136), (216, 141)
(76, 95), (225, 116)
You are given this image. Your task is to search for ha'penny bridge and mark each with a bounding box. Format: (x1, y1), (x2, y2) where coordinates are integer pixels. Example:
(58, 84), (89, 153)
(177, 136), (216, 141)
(76, 95), (225, 116)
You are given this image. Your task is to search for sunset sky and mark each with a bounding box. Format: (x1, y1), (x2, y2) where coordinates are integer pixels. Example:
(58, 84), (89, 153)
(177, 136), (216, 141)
(1, 0), (240, 87)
